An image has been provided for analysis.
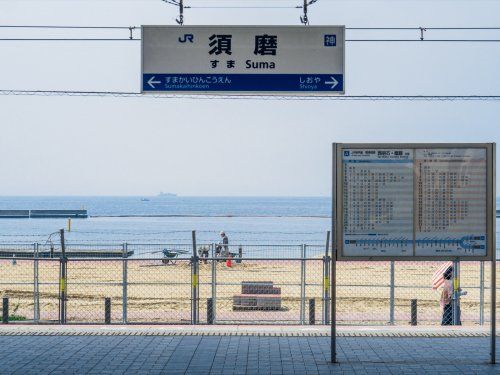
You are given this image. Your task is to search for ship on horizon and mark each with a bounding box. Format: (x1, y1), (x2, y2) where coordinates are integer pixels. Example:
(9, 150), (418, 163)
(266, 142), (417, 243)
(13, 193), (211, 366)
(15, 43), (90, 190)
(157, 192), (177, 197)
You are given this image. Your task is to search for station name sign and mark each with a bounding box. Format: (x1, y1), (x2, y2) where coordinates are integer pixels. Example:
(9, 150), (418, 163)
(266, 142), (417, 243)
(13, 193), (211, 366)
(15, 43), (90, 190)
(141, 25), (345, 95)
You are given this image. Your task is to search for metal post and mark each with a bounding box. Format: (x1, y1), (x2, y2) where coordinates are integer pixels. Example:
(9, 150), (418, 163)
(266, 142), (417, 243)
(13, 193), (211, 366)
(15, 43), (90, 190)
(323, 231), (331, 325)
(2, 297), (8, 323)
(452, 259), (460, 325)
(389, 261), (395, 325)
(34, 242), (40, 323)
(122, 243), (128, 324)
(59, 229), (67, 324)
(309, 299), (315, 325)
(489, 142), (496, 364)
(411, 299), (417, 326)
(300, 244), (306, 325)
(331, 144), (337, 364)
(331, 246), (337, 363)
(211, 244), (217, 323)
(491, 258), (496, 364)
(479, 261), (484, 325)
(191, 231), (198, 325)
(105, 298), (111, 324)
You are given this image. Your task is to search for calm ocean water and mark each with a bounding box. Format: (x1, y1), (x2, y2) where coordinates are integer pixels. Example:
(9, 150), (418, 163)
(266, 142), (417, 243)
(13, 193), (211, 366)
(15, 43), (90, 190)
(0, 196), (498, 248)
(0, 196), (330, 245)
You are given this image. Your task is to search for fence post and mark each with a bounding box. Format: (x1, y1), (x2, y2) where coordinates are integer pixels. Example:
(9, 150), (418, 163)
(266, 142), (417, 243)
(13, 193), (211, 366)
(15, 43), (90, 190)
(300, 244), (306, 325)
(211, 244), (217, 324)
(2, 297), (8, 323)
(122, 243), (128, 324)
(59, 229), (67, 324)
(479, 261), (484, 325)
(191, 231), (199, 325)
(34, 242), (40, 323)
(105, 298), (111, 324)
(389, 261), (395, 325)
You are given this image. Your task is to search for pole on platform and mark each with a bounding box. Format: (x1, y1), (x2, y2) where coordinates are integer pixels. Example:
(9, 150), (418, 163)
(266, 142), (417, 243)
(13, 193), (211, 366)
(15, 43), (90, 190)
(491, 258), (496, 364)
(59, 229), (67, 324)
(452, 259), (460, 325)
(479, 261), (484, 325)
(389, 261), (395, 325)
(331, 143), (337, 364)
(323, 231), (330, 325)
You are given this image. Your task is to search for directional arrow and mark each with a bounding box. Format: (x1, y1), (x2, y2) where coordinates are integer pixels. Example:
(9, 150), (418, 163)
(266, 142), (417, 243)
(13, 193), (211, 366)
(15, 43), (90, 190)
(324, 76), (339, 89)
(147, 76), (161, 89)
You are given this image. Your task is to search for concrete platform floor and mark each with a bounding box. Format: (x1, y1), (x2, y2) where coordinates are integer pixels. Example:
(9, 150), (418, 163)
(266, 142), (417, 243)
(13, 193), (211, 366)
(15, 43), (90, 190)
(0, 326), (497, 374)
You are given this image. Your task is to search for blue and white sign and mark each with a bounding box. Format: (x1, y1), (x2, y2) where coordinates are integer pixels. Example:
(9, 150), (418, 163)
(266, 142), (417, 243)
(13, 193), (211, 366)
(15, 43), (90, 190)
(141, 26), (345, 95)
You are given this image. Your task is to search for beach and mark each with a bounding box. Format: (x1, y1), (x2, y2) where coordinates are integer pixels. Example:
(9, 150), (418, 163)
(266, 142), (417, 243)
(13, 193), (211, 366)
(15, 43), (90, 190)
(1, 258), (498, 325)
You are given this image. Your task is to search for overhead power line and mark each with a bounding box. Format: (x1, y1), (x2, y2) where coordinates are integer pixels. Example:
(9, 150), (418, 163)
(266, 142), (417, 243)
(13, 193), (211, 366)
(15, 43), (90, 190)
(1, 89), (499, 101)
(1, 25), (500, 42)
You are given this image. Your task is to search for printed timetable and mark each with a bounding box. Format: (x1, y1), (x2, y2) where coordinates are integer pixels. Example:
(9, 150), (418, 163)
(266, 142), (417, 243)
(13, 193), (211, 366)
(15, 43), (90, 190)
(342, 149), (414, 257)
(339, 146), (489, 258)
(415, 148), (487, 256)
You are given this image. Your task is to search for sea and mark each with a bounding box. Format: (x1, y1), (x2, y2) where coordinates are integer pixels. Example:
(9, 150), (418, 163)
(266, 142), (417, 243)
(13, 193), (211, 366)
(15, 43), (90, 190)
(0, 196), (499, 252)
(0, 196), (331, 246)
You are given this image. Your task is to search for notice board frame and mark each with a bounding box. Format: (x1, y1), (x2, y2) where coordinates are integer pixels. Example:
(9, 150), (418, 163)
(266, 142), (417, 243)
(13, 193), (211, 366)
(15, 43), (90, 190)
(332, 143), (496, 262)
(330, 142), (496, 365)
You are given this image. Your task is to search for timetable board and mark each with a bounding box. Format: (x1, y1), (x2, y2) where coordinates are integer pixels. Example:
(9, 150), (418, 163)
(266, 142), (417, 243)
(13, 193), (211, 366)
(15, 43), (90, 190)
(333, 144), (495, 260)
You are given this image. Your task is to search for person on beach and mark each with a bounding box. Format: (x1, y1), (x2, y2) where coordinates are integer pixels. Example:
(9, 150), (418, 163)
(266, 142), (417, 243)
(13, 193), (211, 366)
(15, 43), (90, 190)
(216, 231), (229, 258)
(440, 266), (453, 325)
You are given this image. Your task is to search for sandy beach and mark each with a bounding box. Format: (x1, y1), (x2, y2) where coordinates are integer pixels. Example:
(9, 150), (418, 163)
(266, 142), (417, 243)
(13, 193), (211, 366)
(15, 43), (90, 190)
(0, 258), (498, 325)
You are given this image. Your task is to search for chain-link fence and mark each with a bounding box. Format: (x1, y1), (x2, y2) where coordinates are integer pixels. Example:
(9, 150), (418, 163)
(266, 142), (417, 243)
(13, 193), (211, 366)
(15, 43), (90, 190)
(0, 242), (498, 326)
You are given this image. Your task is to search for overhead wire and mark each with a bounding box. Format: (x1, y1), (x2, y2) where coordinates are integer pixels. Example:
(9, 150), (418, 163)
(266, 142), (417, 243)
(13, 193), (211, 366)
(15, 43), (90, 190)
(1, 90), (499, 100)
(0, 25), (499, 97)
(1, 25), (500, 42)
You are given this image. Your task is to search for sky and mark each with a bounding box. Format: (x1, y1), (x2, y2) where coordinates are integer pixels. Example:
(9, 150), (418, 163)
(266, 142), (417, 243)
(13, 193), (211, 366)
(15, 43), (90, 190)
(0, 0), (499, 196)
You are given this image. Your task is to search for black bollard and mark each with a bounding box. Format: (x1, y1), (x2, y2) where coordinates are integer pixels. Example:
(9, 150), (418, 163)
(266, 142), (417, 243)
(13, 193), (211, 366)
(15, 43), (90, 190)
(309, 298), (315, 325)
(207, 298), (214, 324)
(105, 298), (111, 324)
(411, 299), (418, 326)
(236, 247), (243, 264)
(2, 297), (8, 324)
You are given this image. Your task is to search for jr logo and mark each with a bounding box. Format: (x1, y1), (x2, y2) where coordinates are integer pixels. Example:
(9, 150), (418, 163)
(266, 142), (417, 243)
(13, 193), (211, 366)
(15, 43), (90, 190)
(178, 34), (194, 43)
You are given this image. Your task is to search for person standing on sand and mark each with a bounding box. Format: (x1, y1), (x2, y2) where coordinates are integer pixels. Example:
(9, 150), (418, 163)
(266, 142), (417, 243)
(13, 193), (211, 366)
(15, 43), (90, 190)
(440, 266), (454, 325)
(220, 231), (229, 256)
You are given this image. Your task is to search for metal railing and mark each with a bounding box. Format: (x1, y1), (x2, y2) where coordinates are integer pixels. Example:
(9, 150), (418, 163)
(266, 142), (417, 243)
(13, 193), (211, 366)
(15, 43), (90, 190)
(0, 241), (498, 325)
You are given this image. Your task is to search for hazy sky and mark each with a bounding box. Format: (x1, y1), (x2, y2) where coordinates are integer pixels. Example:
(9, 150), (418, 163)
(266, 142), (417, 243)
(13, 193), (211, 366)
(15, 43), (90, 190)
(1, 0), (499, 196)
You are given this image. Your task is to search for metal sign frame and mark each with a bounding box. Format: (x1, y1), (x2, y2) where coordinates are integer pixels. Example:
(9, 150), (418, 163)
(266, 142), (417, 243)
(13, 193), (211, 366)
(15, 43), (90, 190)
(141, 25), (345, 96)
(333, 143), (495, 262)
(330, 142), (496, 365)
